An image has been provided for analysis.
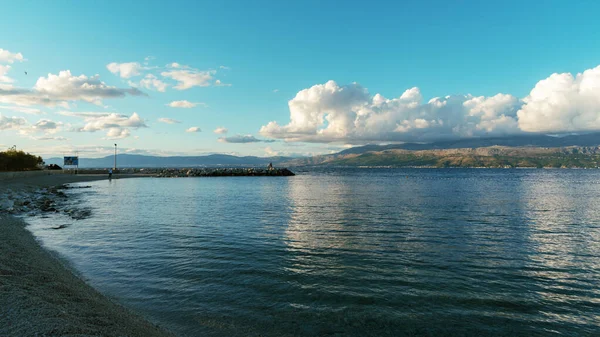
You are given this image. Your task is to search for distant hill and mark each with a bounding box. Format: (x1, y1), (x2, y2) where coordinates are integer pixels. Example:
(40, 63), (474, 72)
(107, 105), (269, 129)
(282, 133), (600, 168)
(338, 133), (600, 155)
(44, 154), (291, 168)
(282, 146), (600, 168)
(44, 133), (600, 169)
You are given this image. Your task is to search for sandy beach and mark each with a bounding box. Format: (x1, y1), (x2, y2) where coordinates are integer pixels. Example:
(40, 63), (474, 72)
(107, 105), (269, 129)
(0, 173), (173, 336)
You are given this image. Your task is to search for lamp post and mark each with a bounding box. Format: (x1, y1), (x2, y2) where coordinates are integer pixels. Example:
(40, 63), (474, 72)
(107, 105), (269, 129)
(114, 143), (117, 171)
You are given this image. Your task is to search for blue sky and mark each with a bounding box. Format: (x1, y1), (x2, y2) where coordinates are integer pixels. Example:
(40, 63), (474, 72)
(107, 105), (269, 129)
(1, 0), (600, 158)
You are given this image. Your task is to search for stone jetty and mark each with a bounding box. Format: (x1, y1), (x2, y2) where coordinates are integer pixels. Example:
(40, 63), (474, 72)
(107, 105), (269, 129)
(156, 167), (295, 178)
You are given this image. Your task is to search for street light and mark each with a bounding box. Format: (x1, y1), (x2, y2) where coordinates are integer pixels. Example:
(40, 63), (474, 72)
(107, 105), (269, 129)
(114, 143), (117, 171)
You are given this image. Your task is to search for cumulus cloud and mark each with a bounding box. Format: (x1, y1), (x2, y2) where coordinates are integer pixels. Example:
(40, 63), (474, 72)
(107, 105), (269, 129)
(218, 134), (275, 143)
(161, 67), (215, 90)
(0, 70), (146, 107)
(260, 80), (522, 143)
(213, 127), (228, 134)
(61, 111), (146, 139)
(106, 128), (131, 139)
(32, 119), (60, 130)
(0, 114), (65, 139)
(18, 118), (64, 136)
(158, 118), (181, 124)
(517, 65), (600, 133)
(139, 74), (168, 92)
(186, 126), (201, 133)
(0, 48), (24, 64)
(166, 100), (204, 108)
(219, 66), (230, 70)
(106, 62), (143, 78)
(261, 65), (600, 143)
(77, 112), (146, 132)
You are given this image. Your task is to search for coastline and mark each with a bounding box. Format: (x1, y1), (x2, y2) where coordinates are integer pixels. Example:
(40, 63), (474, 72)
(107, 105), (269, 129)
(0, 173), (173, 336)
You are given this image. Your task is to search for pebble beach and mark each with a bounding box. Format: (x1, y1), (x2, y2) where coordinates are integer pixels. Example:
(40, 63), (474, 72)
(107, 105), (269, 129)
(0, 173), (173, 336)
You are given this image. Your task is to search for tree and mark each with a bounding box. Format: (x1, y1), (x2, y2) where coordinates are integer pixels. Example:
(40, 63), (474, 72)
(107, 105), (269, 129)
(0, 149), (44, 171)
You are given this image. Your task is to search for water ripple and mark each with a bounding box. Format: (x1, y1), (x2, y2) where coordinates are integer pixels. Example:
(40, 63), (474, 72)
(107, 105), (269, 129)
(26, 169), (600, 336)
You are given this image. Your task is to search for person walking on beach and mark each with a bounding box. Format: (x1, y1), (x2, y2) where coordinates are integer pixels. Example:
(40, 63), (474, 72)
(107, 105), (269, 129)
(108, 168), (113, 179)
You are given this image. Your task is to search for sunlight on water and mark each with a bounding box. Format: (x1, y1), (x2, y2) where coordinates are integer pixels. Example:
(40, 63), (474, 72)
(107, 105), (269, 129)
(27, 169), (600, 336)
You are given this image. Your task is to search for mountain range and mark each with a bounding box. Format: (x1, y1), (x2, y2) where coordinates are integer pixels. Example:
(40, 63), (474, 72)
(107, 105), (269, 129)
(44, 154), (292, 168)
(44, 133), (600, 168)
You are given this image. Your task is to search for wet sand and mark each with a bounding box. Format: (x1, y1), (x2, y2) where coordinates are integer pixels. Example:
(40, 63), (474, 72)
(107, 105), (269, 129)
(0, 174), (173, 336)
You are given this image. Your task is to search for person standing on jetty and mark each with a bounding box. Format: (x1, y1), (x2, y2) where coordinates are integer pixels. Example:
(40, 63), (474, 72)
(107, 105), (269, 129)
(108, 168), (113, 179)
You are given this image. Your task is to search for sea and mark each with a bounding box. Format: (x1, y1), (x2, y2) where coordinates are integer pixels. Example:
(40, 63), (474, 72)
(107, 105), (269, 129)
(26, 168), (600, 336)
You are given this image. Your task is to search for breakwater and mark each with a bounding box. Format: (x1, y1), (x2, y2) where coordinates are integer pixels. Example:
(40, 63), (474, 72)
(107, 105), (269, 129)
(155, 167), (295, 177)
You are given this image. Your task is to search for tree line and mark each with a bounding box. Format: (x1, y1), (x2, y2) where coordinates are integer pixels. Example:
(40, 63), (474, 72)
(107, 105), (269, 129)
(0, 149), (44, 171)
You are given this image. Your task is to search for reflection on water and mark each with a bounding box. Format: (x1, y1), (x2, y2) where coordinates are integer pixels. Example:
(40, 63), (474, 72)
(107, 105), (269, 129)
(27, 169), (600, 336)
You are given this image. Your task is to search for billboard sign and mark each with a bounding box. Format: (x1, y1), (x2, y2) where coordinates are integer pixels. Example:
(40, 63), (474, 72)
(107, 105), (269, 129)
(64, 156), (79, 166)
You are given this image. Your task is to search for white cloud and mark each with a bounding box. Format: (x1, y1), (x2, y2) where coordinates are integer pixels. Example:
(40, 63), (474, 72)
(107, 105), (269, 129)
(215, 79), (231, 87)
(166, 100), (204, 108)
(19, 118), (64, 136)
(161, 67), (215, 90)
(0, 105), (42, 115)
(262, 146), (312, 157)
(57, 111), (113, 118)
(260, 80), (521, 143)
(517, 65), (600, 133)
(0, 70), (145, 107)
(77, 112), (146, 132)
(261, 65), (600, 143)
(0, 48), (24, 64)
(273, 89), (279, 93)
(0, 114), (27, 130)
(264, 146), (279, 157)
(106, 62), (143, 78)
(62, 111), (146, 139)
(219, 65), (230, 70)
(158, 118), (181, 124)
(32, 119), (60, 130)
(186, 126), (201, 133)
(106, 128), (131, 139)
(0, 65), (14, 83)
(218, 134), (274, 143)
(33, 136), (68, 141)
(139, 74), (168, 92)
(213, 127), (228, 134)
(0, 114), (65, 139)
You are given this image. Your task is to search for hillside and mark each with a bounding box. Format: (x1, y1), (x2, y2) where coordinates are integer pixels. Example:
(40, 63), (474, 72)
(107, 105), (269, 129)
(43, 133), (600, 169)
(338, 133), (600, 154)
(283, 146), (600, 168)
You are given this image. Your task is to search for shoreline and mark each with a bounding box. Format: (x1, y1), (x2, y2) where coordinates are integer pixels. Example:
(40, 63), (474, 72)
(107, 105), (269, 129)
(0, 173), (173, 336)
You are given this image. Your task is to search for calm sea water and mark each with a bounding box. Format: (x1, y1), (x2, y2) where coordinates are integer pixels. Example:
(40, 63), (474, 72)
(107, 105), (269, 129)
(28, 169), (600, 336)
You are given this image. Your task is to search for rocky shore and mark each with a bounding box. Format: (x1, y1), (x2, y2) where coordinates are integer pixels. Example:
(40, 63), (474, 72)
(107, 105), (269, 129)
(0, 184), (93, 219)
(156, 167), (295, 177)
